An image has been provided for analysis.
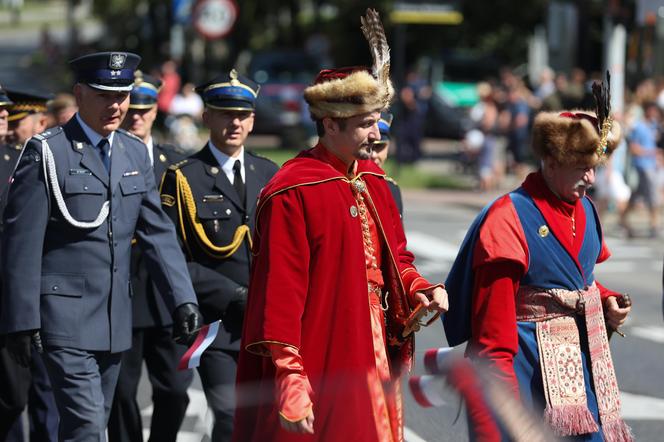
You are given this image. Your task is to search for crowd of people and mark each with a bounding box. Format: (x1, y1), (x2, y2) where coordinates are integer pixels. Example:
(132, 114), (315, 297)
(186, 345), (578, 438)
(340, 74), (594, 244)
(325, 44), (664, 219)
(456, 66), (664, 239)
(0, 8), (639, 442)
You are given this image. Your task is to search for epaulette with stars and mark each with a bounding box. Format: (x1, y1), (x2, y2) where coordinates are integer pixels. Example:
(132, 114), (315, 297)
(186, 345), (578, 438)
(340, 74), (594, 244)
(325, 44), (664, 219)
(33, 126), (62, 141)
(117, 128), (144, 143)
(168, 158), (189, 171)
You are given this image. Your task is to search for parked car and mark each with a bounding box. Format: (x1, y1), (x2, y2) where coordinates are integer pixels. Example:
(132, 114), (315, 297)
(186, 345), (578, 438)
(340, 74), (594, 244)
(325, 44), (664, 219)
(244, 50), (322, 148)
(424, 92), (473, 140)
(420, 51), (502, 139)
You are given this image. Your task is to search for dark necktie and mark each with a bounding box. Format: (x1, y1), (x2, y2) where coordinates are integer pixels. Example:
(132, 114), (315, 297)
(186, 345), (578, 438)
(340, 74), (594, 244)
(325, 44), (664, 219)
(233, 159), (245, 206)
(97, 139), (111, 172)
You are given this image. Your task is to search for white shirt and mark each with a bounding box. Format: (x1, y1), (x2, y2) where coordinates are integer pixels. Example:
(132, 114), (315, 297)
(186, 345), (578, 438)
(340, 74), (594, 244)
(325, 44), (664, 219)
(145, 136), (154, 166)
(208, 142), (245, 185)
(75, 113), (114, 156)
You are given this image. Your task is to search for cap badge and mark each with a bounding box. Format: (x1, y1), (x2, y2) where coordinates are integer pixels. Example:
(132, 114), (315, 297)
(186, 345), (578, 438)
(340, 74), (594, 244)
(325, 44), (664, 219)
(538, 225), (549, 238)
(109, 53), (127, 70)
(230, 69), (240, 87)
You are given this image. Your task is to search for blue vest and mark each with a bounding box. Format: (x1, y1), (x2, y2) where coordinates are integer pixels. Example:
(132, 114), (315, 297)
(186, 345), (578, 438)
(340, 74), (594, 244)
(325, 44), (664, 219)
(510, 188), (602, 290)
(510, 189), (604, 441)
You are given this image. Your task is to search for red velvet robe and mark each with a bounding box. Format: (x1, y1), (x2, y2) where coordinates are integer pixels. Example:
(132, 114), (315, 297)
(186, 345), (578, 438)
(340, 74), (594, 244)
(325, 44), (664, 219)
(233, 145), (435, 442)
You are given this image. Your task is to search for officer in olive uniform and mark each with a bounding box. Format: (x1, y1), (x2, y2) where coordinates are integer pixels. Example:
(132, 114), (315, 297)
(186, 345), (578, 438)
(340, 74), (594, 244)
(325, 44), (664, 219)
(160, 70), (279, 441)
(109, 71), (192, 442)
(0, 52), (202, 441)
(370, 112), (403, 216)
(0, 84), (31, 442)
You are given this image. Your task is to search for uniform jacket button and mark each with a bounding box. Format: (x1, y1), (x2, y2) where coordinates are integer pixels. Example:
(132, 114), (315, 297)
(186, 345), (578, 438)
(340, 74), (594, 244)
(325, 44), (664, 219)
(52, 285), (58, 291)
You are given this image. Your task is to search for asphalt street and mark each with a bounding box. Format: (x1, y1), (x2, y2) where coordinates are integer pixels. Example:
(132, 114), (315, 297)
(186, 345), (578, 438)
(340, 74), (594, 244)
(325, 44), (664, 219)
(135, 194), (664, 441)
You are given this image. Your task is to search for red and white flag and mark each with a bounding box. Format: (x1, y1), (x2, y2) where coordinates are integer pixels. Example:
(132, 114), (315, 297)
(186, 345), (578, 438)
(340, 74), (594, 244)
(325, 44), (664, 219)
(409, 374), (448, 407)
(177, 320), (220, 371)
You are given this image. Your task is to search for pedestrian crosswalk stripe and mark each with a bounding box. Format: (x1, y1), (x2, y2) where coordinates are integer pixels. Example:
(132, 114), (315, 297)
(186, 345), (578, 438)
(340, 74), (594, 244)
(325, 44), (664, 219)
(621, 392), (664, 420)
(630, 326), (664, 344)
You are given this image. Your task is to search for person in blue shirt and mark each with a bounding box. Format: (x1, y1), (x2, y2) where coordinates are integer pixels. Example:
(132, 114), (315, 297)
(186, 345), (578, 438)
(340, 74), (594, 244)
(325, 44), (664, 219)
(620, 101), (661, 238)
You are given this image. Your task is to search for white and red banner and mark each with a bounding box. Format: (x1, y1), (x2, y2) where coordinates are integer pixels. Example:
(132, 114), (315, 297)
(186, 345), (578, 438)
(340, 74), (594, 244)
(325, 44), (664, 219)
(178, 320), (220, 371)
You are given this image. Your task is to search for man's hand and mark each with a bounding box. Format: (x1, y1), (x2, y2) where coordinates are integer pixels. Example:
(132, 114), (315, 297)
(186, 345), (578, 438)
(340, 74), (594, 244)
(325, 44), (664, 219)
(6, 330), (41, 367)
(222, 286), (248, 333)
(173, 303), (202, 345)
(413, 286), (449, 313)
(604, 296), (631, 330)
(279, 411), (315, 435)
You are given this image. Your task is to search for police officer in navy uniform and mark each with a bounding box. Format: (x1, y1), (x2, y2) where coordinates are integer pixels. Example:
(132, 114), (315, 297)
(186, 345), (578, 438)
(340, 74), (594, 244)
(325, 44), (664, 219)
(0, 84), (32, 442)
(0, 52), (202, 442)
(370, 112), (403, 216)
(160, 69), (279, 441)
(108, 71), (192, 442)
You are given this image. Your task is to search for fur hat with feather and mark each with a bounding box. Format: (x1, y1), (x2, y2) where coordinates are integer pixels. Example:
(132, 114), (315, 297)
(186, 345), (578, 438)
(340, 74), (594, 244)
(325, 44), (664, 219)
(532, 72), (622, 167)
(304, 9), (394, 119)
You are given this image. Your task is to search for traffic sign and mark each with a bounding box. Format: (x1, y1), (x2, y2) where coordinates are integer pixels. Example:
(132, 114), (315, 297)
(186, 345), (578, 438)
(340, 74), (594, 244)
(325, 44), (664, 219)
(193, 0), (238, 40)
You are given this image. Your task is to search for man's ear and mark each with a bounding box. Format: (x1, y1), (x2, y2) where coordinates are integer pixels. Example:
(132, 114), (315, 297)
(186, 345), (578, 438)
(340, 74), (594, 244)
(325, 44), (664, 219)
(35, 114), (48, 133)
(322, 117), (337, 135)
(73, 83), (83, 105)
(202, 108), (210, 128)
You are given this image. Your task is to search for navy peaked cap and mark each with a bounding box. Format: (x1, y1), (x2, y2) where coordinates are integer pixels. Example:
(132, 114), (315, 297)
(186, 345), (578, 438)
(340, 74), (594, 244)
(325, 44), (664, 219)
(376, 112), (393, 143)
(129, 71), (162, 109)
(195, 69), (259, 111)
(0, 84), (12, 107)
(69, 52), (141, 91)
(6, 86), (54, 122)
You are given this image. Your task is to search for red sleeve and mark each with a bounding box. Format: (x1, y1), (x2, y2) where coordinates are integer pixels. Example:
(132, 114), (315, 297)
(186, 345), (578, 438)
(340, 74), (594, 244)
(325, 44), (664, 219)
(243, 191), (310, 356)
(596, 280), (621, 302)
(597, 239), (611, 264)
(470, 261), (523, 397)
(267, 343), (313, 422)
(473, 195), (528, 269)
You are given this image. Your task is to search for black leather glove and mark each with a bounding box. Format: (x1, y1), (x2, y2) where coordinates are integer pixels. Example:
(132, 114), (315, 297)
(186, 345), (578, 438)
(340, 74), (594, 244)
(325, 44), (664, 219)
(222, 286), (248, 333)
(173, 303), (202, 346)
(6, 330), (42, 367)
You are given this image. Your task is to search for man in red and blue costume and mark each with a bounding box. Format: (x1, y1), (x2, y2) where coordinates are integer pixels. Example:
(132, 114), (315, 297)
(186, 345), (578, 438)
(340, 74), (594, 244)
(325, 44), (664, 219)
(445, 88), (634, 442)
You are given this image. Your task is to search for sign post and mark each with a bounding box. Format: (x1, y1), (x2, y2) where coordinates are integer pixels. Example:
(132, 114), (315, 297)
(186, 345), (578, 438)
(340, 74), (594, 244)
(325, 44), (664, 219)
(193, 0), (238, 40)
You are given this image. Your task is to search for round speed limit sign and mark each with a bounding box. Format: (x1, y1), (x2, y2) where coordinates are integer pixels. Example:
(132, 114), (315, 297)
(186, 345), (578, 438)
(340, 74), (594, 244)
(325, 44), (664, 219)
(193, 0), (238, 40)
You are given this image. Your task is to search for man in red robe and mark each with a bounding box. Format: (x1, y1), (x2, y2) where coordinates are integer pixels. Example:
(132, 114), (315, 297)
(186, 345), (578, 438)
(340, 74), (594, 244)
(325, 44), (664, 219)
(233, 9), (448, 442)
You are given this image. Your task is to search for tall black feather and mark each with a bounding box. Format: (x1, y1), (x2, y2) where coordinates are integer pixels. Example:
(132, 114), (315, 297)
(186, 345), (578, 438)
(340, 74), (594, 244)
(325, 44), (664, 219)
(592, 70), (611, 133)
